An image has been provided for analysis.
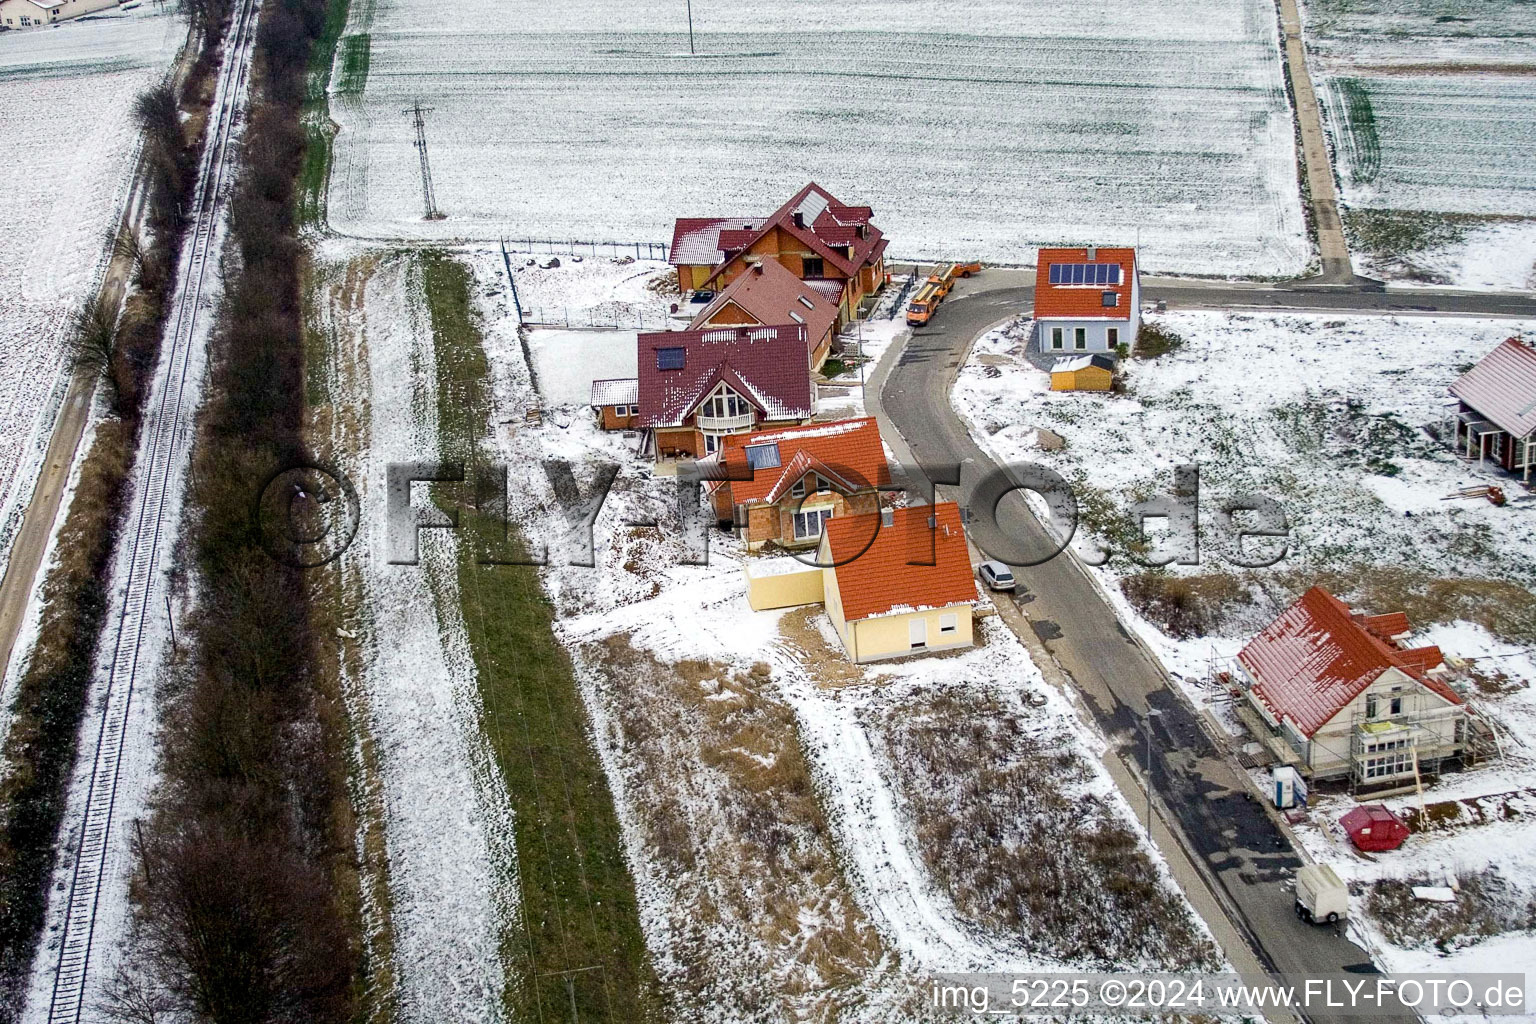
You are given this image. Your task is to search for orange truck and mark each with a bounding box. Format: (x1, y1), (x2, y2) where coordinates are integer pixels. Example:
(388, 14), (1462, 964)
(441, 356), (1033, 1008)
(906, 279), (945, 325)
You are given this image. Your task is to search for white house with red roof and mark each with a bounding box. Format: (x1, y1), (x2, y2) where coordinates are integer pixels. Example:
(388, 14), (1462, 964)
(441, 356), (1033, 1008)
(1033, 246), (1140, 355)
(0, 0), (118, 29)
(1449, 336), (1536, 485)
(670, 182), (888, 327)
(1235, 586), (1468, 786)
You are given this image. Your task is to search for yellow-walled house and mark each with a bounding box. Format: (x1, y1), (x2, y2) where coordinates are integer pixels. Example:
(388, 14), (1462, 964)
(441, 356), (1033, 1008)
(817, 502), (977, 663)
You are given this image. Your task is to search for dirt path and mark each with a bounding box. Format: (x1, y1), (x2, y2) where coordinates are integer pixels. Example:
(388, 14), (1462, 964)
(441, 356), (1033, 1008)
(1277, 0), (1355, 283)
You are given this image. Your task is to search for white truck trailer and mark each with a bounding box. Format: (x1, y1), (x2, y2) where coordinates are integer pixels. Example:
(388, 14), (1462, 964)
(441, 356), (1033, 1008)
(1295, 864), (1349, 924)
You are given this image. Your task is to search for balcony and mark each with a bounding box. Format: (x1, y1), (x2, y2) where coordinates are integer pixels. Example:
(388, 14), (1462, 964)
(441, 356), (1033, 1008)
(696, 410), (756, 433)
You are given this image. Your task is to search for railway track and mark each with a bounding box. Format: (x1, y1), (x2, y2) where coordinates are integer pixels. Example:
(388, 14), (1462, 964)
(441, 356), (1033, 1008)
(42, 0), (261, 1019)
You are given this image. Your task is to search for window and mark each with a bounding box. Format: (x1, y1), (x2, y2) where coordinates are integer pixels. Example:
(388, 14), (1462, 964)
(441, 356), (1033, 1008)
(701, 386), (748, 420)
(939, 612), (958, 635)
(789, 311), (805, 324)
(1074, 328), (1086, 350)
(798, 296), (815, 310)
(656, 347), (685, 370)
(1362, 752), (1412, 780)
(792, 508), (832, 540)
(1051, 327), (1064, 350)
(1048, 263), (1121, 286)
(1102, 291), (1118, 308)
(745, 442), (781, 470)
(802, 257), (825, 278)
(1390, 696), (1403, 715)
(1107, 327), (1119, 347)
(908, 618), (927, 649)
(790, 477), (806, 498)
(1365, 694), (1378, 718)
(704, 433), (721, 454)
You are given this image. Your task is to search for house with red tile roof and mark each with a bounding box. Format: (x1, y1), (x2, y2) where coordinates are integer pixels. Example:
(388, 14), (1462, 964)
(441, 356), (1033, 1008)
(817, 503), (977, 663)
(1449, 337), (1536, 485)
(633, 324), (814, 459)
(689, 257), (841, 371)
(1033, 246), (1140, 356)
(1235, 586), (1467, 786)
(707, 417), (890, 551)
(670, 182), (889, 328)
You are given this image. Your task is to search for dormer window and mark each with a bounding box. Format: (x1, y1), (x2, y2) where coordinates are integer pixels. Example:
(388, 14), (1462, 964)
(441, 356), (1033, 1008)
(1102, 291), (1118, 307)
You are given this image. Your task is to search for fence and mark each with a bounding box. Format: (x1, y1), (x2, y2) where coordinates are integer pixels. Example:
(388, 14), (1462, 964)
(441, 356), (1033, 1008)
(519, 306), (674, 331)
(501, 236), (670, 262)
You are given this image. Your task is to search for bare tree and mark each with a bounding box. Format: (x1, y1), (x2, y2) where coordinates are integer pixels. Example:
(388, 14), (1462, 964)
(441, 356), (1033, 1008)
(70, 295), (122, 411)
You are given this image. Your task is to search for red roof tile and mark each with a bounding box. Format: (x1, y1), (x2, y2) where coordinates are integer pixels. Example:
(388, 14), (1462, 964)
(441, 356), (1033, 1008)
(823, 503), (977, 622)
(696, 182), (886, 289)
(689, 258), (839, 349)
(1033, 246), (1138, 320)
(714, 417), (889, 505)
(635, 324), (813, 429)
(1359, 612), (1410, 641)
(670, 216), (761, 266)
(1450, 337), (1536, 438)
(1237, 587), (1461, 737)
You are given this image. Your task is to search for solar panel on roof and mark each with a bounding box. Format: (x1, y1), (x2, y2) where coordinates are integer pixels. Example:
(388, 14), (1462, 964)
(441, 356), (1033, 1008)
(656, 347), (685, 370)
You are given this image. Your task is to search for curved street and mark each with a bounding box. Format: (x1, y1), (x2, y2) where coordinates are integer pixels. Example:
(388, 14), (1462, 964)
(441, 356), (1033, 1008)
(869, 270), (1536, 1023)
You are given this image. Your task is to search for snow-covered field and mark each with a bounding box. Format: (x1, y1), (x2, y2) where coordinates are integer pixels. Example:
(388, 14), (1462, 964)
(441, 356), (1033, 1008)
(0, 9), (183, 584)
(327, 0), (1307, 276)
(308, 247), (519, 1020)
(955, 310), (1536, 591)
(1303, 0), (1536, 285)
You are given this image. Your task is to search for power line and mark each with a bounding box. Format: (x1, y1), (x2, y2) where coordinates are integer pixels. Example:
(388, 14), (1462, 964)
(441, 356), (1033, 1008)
(402, 100), (444, 221)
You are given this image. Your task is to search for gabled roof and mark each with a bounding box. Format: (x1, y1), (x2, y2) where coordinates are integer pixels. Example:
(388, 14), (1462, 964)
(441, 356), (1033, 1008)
(1237, 586), (1462, 737)
(714, 417), (889, 504)
(680, 182), (885, 290)
(823, 503), (977, 622)
(635, 324), (813, 429)
(689, 258), (840, 348)
(1450, 338), (1536, 439)
(1034, 247), (1138, 321)
(590, 378), (638, 407)
(670, 217), (762, 266)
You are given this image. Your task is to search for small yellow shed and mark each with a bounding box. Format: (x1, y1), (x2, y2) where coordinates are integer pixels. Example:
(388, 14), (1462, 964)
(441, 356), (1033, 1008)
(1050, 354), (1116, 392)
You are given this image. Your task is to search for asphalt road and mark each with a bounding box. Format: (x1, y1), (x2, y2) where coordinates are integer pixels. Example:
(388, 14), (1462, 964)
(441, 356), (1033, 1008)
(872, 272), (1515, 1024)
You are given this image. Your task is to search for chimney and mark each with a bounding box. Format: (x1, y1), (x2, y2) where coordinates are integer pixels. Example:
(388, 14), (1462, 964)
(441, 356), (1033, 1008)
(857, 224), (868, 239)
(1086, 245), (1097, 260)
(880, 508), (894, 528)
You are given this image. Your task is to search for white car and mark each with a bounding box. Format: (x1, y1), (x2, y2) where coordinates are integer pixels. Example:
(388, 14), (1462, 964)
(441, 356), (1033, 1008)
(978, 560), (1016, 592)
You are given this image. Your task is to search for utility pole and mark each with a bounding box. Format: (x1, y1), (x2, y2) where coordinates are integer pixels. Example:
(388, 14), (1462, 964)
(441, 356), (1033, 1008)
(402, 100), (444, 220)
(1143, 707), (1163, 837)
(685, 0), (695, 54)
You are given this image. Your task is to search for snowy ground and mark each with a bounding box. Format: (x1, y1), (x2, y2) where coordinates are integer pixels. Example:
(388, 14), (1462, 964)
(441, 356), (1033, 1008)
(1289, 623), (1536, 977)
(955, 310), (1536, 592)
(443, 252), (1226, 1016)
(308, 247), (519, 1021)
(0, 8), (184, 586)
(1302, 0), (1536, 286)
(955, 306), (1536, 982)
(326, 0), (1306, 276)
